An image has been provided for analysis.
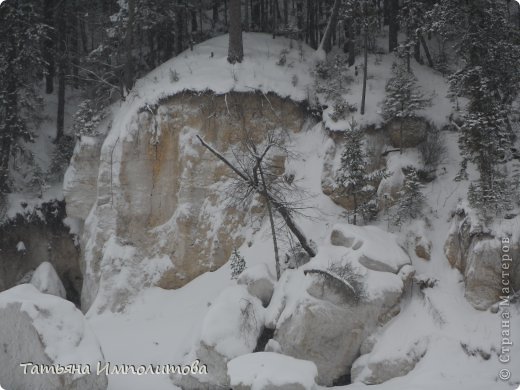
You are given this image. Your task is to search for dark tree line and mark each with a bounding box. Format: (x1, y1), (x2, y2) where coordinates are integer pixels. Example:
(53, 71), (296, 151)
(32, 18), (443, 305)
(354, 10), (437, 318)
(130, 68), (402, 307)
(1, 0), (520, 219)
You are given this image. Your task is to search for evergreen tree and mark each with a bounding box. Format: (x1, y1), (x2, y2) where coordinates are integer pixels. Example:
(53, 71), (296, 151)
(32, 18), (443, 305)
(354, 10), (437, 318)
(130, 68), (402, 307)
(0, 0), (47, 197)
(230, 248), (246, 279)
(382, 61), (431, 153)
(431, 0), (520, 217)
(336, 120), (388, 225)
(393, 167), (425, 226)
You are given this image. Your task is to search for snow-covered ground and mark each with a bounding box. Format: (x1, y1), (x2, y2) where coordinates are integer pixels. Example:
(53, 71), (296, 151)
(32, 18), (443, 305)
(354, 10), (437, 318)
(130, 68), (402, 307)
(84, 33), (519, 390)
(2, 32), (519, 390)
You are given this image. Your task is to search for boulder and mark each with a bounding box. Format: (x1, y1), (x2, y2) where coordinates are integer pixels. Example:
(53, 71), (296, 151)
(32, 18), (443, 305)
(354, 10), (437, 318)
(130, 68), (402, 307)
(173, 285), (265, 389)
(351, 338), (428, 384)
(330, 224), (411, 273)
(30, 262), (67, 298)
(444, 211), (520, 310)
(266, 227), (409, 386)
(227, 352), (318, 390)
(237, 263), (276, 307)
(0, 284), (108, 390)
(384, 117), (431, 149)
(414, 236), (432, 261)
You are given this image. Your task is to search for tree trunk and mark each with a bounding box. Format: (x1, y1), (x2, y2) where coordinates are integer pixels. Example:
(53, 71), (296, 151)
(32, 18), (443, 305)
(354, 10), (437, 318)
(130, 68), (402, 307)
(308, 0), (317, 49)
(361, 27), (368, 115)
(213, 0), (219, 27)
(318, 0), (341, 53)
(414, 41), (422, 64)
(224, 0), (228, 25)
(419, 32), (434, 67)
(259, 164), (281, 280)
(43, 0), (55, 94)
(56, 0), (67, 140)
(388, 0), (398, 52)
(228, 0), (244, 63)
(399, 119), (404, 154)
(176, 6), (185, 54)
(124, 0), (135, 93)
(244, 0), (250, 31)
(347, 20), (355, 66)
(283, 0), (288, 25)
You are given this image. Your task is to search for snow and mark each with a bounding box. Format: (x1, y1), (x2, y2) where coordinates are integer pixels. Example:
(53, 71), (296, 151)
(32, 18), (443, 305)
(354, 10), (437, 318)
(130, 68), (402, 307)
(16, 241), (26, 252)
(30, 262), (67, 298)
(330, 223), (411, 273)
(200, 285), (265, 358)
(228, 352), (318, 390)
(0, 284), (103, 368)
(319, 48), (453, 132)
(6, 29), (513, 390)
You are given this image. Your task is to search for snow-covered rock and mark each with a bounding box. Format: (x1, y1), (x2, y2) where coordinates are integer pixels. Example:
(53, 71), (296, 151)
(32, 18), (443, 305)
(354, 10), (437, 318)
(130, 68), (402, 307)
(266, 226), (410, 385)
(30, 261), (66, 298)
(330, 224), (411, 273)
(384, 117), (431, 149)
(63, 135), (105, 220)
(237, 263), (276, 307)
(173, 285), (265, 389)
(0, 284), (107, 390)
(444, 211), (520, 310)
(74, 92), (308, 312)
(351, 338), (428, 384)
(227, 352), (318, 390)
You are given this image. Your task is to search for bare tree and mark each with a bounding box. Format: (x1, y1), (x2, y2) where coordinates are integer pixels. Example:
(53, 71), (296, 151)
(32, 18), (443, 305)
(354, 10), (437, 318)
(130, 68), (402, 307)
(197, 130), (316, 280)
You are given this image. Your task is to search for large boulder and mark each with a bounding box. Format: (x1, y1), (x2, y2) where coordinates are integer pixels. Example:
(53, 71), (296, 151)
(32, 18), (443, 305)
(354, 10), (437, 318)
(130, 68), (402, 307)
(383, 117), (431, 149)
(227, 352), (318, 390)
(237, 263), (276, 307)
(265, 225), (411, 386)
(444, 210), (520, 310)
(0, 284), (108, 390)
(173, 285), (265, 389)
(351, 338), (428, 384)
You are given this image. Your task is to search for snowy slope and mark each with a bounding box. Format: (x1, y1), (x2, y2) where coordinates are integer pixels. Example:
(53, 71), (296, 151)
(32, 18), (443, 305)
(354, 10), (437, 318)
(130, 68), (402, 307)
(75, 33), (520, 390)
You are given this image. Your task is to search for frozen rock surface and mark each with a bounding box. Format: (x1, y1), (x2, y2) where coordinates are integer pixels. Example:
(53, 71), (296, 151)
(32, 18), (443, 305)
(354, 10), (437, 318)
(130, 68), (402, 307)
(265, 225), (411, 385)
(0, 284), (107, 390)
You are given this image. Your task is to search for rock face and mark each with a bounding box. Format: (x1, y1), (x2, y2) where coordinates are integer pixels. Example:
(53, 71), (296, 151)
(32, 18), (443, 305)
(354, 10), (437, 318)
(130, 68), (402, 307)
(0, 284), (108, 390)
(0, 200), (82, 306)
(444, 210), (520, 310)
(384, 117), (431, 149)
(265, 225), (411, 386)
(64, 92), (306, 312)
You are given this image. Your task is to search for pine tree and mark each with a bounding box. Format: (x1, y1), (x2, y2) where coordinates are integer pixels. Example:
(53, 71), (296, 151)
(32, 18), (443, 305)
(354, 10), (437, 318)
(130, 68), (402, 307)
(382, 61), (431, 154)
(336, 120), (388, 225)
(429, 0), (520, 218)
(393, 167), (425, 226)
(0, 0), (47, 196)
(230, 248), (246, 279)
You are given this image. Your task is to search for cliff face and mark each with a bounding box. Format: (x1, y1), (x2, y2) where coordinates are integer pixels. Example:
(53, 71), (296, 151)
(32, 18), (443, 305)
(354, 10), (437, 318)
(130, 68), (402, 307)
(65, 92), (307, 312)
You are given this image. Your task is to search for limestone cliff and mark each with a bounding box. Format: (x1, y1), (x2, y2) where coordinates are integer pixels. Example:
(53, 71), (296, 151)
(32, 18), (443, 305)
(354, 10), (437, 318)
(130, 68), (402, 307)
(65, 92), (307, 312)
